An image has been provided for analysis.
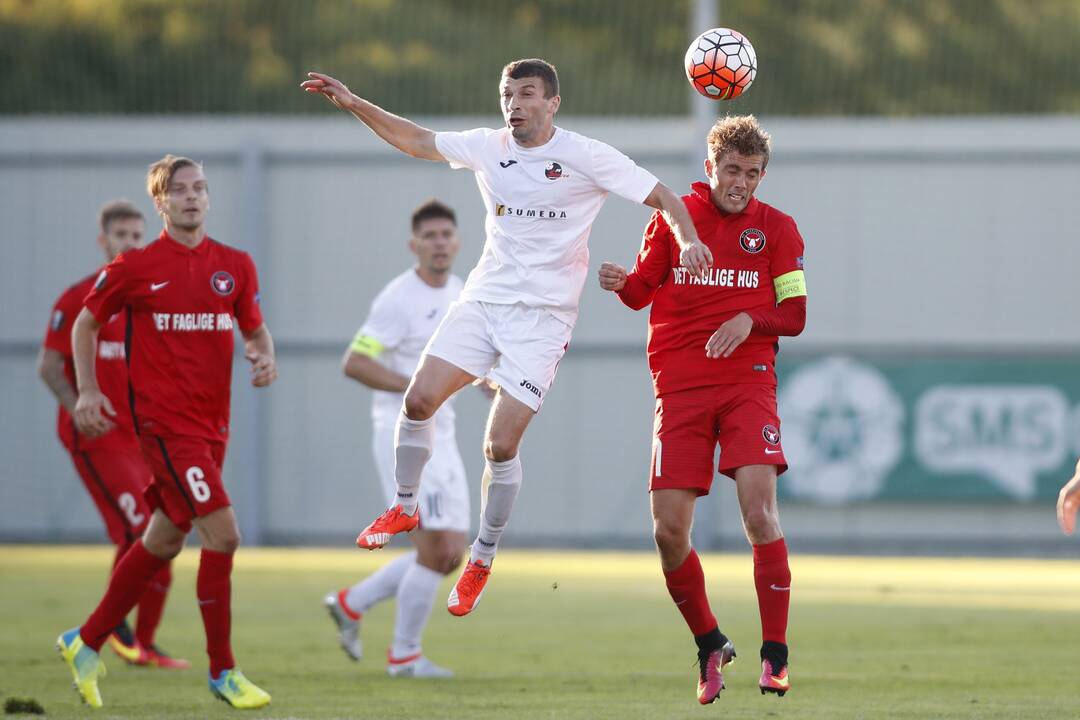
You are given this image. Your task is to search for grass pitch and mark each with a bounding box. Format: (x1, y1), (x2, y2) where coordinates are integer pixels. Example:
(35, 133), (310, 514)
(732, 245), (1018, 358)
(2, 546), (1079, 719)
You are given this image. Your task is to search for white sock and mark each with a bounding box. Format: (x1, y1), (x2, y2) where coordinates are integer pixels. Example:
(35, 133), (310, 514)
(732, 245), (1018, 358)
(390, 559), (443, 659)
(393, 412), (435, 516)
(470, 456), (522, 565)
(345, 551), (415, 615)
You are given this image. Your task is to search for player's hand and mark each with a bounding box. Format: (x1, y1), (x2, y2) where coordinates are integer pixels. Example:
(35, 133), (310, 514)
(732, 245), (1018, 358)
(73, 389), (116, 438)
(301, 72), (357, 110)
(705, 312), (753, 359)
(246, 351), (278, 387)
(1056, 460), (1080, 535)
(678, 240), (713, 281)
(597, 262), (627, 292)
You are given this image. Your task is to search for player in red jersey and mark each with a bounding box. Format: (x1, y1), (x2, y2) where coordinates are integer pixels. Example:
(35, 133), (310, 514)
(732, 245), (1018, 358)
(55, 155), (277, 710)
(599, 116), (805, 704)
(1057, 458), (1080, 534)
(39, 200), (189, 670)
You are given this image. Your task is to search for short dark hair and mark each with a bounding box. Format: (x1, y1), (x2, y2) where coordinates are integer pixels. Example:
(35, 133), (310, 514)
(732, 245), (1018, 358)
(411, 199), (456, 233)
(98, 199), (144, 232)
(502, 58), (559, 98)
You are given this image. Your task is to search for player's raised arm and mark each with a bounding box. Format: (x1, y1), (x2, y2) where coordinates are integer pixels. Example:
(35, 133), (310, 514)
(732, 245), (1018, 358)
(301, 72), (445, 162)
(643, 182), (712, 279)
(71, 307), (116, 437)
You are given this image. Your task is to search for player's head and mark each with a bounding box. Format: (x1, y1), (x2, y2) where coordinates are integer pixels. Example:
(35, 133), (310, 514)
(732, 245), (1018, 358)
(500, 58), (560, 146)
(147, 154), (209, 233)
(409, 199), (460, 276)
(96, 199), (145, 261)
(704, 115), (771, 214)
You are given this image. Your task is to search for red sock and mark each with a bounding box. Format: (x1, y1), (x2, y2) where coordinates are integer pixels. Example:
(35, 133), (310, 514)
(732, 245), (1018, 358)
(753, 538), (791, 645)
(663, 548), (717, 636)
(80, 540), (167, 651)
(198, 549), (235, 677)
(136, 563), (172, 647)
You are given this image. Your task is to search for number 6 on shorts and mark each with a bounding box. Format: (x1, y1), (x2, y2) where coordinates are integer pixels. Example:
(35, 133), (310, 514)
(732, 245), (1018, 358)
(186, 466), (211, 503)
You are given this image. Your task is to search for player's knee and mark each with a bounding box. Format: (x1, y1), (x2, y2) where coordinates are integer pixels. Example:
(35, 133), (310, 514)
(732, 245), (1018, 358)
(214, 530), (241, 554)
(483, 436), (519, 463)
(403, 389), (438, 420)
(439, 551), (463, 575)
(742, 507), (779, 543)
(653, 517), (690, 553)
(143, 534), (183, 560)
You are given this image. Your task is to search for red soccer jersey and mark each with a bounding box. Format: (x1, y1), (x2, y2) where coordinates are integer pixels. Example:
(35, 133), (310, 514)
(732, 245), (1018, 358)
(618, 182), (806, 396)
(43, 271), (137, 452)
(82, 231), (264, 442)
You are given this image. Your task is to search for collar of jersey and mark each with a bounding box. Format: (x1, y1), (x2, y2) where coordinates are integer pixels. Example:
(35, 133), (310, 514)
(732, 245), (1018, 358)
(507, 125), (562, 154)
(158, 229), (210, 255)
(688, 181), (759, 219)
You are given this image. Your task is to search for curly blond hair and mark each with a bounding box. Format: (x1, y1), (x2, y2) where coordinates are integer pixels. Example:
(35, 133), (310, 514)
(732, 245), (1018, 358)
(707, 115), (771, 168)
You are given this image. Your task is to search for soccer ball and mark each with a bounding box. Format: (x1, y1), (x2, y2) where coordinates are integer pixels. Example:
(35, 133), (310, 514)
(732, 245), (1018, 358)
(685, 28), (757, 100)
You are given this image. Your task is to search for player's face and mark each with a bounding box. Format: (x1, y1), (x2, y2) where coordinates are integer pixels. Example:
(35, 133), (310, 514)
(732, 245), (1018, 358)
(705, 151), (766, 214)
(158, 165), (210, 232)
(500, 75), (560, 147)
(98, 217), (146, 261)
(410, 217), (460, 275)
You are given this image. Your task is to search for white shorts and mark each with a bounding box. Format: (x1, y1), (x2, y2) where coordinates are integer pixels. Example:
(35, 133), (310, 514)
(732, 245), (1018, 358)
(373, 422), (470, 533)
(424, 300), (573, 412)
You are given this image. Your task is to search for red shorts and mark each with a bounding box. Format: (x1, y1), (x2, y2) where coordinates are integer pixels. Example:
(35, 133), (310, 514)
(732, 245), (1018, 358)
(139, 435), (230, 533)
(650, 384), (787, 496)
(69, 445), (153, 546)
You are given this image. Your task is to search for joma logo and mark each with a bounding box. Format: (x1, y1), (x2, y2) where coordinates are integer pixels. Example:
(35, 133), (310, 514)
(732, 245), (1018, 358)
(519, 379), (542, 398)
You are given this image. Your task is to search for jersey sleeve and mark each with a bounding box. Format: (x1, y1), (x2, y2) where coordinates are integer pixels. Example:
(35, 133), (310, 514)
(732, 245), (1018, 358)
(354, 286), (407, 357)
(617, 210), (673, 311)
(83, 255), (133, 324)
(435, 128), (490, 171)
(234, 252), (265, 334)
(770, 216), (807, 304)
(588, 138), (660, 204)
(42, 286), (81, 356)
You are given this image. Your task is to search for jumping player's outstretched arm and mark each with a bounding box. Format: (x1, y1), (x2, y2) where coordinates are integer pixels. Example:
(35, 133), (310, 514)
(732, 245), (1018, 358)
(643, 182), (712, 278)
(301, 72), (445, 162)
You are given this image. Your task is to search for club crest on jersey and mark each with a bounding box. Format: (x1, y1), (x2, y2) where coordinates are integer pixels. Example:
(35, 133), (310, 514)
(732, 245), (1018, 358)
(210, 271), (235, 296)
(739, 228), (767, 254)
(544, 161), (564, 180)
(762, 424), (781, 445)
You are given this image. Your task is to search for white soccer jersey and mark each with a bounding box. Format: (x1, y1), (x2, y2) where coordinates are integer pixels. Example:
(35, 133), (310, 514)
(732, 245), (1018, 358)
(357, 268), (464, 435)
(435, 126), (659, 326)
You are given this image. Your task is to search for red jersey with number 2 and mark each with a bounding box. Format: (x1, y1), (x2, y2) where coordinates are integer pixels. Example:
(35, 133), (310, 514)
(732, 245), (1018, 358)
(82, 231), (263, 442)
(43, 271), (137, 452)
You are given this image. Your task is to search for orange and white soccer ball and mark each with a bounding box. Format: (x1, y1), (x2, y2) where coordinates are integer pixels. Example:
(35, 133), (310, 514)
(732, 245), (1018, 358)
(685, 27), (757, 100)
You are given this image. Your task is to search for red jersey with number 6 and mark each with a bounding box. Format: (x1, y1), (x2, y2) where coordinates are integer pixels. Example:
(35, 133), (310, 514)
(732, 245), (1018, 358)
(43, 271), (137, 452)
(82, 231), (264, 442)
(617, 182), (806, 396)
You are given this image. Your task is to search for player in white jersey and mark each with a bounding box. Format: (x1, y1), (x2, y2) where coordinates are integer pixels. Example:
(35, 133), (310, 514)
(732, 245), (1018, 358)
(303, 58), (713, 616)
(324, 200), (471, 678)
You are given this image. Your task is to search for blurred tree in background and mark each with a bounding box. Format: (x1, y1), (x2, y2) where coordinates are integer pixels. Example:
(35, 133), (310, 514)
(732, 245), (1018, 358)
(1, 0), (1077, 115)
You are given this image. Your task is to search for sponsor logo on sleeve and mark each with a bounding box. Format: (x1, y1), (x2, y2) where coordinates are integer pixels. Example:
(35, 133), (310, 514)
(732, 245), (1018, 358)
(210, 271), (235, 296)
(739, 228), (767, 254)
(50, 310), (65, 331)
(94, 270), (108, 290)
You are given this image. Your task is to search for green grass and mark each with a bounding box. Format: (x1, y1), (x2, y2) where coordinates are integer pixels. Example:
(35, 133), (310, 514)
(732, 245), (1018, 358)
(2, 546), (1080, 719)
